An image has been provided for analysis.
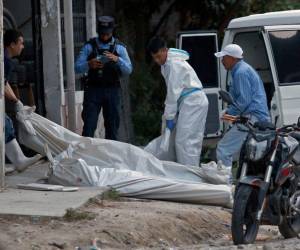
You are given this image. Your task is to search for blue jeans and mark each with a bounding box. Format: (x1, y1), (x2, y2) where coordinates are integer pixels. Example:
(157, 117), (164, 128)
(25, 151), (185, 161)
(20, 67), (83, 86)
(217, 116), (258, 167)
(82, 86), (121, 140)
(5, 114), (15, 143)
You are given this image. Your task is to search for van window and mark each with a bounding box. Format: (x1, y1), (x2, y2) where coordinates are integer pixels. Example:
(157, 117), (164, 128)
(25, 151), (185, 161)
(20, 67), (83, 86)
(180, 34), (219, 88)
(269, 30), (300, 85)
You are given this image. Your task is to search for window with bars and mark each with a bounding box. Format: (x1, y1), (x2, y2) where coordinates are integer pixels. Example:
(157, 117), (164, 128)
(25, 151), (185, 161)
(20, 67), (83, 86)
(61, 0), (87, 90)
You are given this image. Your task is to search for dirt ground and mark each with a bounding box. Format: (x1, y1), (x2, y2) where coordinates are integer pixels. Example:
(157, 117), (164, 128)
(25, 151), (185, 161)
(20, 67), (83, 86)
(0, 195), (300, 250)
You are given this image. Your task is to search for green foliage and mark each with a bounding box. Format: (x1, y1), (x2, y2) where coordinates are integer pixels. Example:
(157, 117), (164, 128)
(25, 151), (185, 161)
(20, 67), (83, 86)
(201, 145), (216, 163)
(250, 0), (300, 13)
(234, 0), (300, 18)
(101, 188), (121, 200)
(64, 208), (96, 221)
(130, 63), (166, 145)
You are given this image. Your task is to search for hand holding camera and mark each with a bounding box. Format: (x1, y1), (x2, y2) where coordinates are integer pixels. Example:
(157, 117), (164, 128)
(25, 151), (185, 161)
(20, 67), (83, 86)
(88, 58), (104, 69)
(104, 51), (119, 63)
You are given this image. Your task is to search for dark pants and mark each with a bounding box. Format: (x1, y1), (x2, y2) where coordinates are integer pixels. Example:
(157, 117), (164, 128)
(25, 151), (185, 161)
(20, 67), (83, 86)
(5, 114), (15, 143)
(82, 86), (121, 140)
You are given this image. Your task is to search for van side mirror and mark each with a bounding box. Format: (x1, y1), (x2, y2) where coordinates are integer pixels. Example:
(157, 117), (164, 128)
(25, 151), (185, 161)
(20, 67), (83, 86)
(219, 90), (234, 105)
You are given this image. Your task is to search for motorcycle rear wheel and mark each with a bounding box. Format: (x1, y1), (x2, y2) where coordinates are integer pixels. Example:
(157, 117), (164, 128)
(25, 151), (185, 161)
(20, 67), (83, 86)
(279, 216), (300, 238)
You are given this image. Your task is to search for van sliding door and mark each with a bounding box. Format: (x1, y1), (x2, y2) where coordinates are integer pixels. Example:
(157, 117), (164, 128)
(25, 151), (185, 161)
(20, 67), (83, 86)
(264, 25), (300, 126)
(177, 32), (222, 137)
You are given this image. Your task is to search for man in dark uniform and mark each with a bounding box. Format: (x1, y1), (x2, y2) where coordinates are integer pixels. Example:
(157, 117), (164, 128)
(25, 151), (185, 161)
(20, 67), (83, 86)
(75, 16), (132, 140)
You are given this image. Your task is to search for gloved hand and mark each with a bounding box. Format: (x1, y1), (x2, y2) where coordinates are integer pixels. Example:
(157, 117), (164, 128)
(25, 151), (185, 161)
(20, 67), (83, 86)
(15, 100), (24, 112)
(166, 119), (176, 131)
(161, 115), (166, 134)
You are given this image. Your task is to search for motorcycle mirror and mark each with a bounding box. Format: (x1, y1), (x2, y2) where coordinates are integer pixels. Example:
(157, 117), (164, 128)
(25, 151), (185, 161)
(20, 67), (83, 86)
(219, 90), (244, 114)
(219, 90), (234, 105)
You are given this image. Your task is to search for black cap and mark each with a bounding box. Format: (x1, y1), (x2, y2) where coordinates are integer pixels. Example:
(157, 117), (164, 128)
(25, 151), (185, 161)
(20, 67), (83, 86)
(97, 16), (115, 34)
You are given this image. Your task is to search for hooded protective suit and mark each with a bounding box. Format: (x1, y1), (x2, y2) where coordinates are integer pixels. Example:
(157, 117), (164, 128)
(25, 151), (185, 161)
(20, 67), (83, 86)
(161, 48), (209, 166)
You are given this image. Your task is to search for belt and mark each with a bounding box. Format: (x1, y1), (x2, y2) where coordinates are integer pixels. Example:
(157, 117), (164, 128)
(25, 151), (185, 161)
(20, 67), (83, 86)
(178, 87), (202, 104)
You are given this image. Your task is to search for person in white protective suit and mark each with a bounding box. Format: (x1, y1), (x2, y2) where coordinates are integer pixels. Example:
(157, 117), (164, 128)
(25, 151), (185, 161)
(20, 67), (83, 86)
(147, 37), (209, 166)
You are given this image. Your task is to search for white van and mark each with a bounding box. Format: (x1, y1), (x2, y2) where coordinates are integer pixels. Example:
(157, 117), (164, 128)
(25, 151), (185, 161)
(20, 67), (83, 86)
(177, 10), (300, 139)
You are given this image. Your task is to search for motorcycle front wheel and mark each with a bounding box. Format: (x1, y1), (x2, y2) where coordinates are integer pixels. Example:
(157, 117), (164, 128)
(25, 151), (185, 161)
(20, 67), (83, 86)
(232, 184), (260, 245)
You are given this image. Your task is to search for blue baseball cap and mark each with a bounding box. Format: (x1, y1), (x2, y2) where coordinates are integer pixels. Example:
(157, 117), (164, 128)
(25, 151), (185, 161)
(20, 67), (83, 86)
(97, 16), (115, 34)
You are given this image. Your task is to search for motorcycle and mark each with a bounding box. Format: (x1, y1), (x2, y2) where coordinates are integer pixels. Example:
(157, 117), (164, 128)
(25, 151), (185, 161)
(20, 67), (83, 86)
(219, 90), (300, 245)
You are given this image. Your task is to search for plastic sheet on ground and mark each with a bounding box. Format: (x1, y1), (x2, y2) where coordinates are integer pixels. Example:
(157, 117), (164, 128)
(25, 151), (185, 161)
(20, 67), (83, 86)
(17, 106), (232, 207)
(144, 129), (176, 162)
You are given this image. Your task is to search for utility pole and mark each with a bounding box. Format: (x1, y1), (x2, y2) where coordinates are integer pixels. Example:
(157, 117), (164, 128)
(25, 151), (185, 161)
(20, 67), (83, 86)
(63, 0), (77, 132)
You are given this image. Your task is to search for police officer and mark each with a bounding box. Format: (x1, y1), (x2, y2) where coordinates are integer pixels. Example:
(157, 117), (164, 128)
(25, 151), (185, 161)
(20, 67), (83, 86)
(75, 16), (132, 140)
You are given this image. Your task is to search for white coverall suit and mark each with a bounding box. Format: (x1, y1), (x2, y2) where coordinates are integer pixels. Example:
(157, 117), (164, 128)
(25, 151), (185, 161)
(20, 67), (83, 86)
(161, 48), (209, 166)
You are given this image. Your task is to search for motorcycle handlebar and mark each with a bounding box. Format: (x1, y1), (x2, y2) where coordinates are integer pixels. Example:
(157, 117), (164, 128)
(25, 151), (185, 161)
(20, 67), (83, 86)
(277, 124), (300, 137)
(223, 115), (300, 135)
(222, 114), (249, 124)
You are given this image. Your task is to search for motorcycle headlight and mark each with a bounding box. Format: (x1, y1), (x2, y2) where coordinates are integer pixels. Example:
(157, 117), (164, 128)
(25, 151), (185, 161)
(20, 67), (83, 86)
(246, 137), (268, 161)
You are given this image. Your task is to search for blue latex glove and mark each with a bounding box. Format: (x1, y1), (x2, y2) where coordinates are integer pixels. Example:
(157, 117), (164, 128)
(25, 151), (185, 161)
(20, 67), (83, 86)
(166, 119), (176, 131)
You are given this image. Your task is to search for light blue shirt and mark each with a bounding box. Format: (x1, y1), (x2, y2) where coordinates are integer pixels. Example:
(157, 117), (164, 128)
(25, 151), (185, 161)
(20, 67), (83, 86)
(74, 37), (132, 76)
(227, 60), (270, 122)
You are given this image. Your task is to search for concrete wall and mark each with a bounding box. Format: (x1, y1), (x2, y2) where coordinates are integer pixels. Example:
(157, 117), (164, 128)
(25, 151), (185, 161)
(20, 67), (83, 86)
(86, 0), (97, 40)
(40, 0), (64, 125)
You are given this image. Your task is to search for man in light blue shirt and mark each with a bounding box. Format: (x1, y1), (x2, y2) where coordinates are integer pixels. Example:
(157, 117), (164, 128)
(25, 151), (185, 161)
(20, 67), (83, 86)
(75, 16), (132, 140)
(215, 44), (270, 182)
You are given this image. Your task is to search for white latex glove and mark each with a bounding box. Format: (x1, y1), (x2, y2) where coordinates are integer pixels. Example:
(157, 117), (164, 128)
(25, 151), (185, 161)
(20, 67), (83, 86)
(160, 128), (171, 152)
(15, 100), (24, 112)
(161, 115), (166, 134)
(16, 106), (36, 136)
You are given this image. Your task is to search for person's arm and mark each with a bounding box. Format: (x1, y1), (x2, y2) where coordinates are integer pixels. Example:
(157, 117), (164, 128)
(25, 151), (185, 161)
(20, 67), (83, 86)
(104, 45), (132, 76)
(4, 54), (23, 109)
(75, 43), (103, 74)
(4, 82), (18, 103)
(5, 82), (24, 111)
(226, 72), (252, 116)
(116, 45), (132, 75)
(163, 61), (184, 120)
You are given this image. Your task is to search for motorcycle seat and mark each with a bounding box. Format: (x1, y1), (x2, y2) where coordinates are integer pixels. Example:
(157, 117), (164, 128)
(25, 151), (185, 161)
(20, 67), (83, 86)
(254, 121), (276, 131)
(290, 132), (300, 141)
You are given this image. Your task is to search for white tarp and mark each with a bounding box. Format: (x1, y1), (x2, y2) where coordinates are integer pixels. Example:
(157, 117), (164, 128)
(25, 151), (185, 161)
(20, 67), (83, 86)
(16, 106), (232, 207)
(144, 130), (176, 162)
